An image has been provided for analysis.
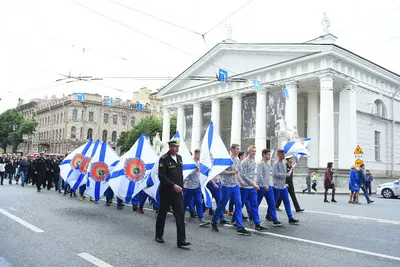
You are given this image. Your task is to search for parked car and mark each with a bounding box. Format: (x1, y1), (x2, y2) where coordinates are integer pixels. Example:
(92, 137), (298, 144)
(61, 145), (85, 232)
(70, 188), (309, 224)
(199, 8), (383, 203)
(376, 179), (400, 198)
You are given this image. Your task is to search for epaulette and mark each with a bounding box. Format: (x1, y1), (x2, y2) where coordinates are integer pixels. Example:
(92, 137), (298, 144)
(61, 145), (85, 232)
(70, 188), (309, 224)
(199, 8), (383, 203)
(161, 153), (168, 159)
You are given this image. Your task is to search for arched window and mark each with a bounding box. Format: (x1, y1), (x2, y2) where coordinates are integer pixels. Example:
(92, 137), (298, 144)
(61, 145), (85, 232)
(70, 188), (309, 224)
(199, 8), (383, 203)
(80, 127), (83, 140)
(131, 117), (135, 127)
(56, 129), (58, 140)
(71, 127), (76, 139)
(372, 99), (387, 118)
(57, 114), (59, 124)
(52, 130), (55, 140)
(102, 130), (108, 141)
(72, 109), (78, 121)
(111, 131), (117, 142)
(87, 128), (93, 140)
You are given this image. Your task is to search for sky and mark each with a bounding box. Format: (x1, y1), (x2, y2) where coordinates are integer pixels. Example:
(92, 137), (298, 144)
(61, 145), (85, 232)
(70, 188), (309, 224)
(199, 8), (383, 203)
(0, 0), (399, 113)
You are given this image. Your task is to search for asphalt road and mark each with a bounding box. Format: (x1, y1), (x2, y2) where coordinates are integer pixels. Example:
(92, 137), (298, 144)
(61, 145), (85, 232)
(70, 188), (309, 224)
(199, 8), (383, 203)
(0, 184), (399, 267)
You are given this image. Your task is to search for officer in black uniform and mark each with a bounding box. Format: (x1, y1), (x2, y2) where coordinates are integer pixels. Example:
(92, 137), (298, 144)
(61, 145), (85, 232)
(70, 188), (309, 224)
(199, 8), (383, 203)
(34, 152), (47, 192)
(155, 139), (191, 248)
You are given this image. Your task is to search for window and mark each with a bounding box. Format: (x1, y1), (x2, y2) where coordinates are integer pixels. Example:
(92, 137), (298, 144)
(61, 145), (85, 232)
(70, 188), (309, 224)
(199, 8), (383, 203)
(160, 106), (163, 113)
(122, 116), (127, 126)
(89, 112), (94, 122)
(372, 99), (387, 118)
(56, 129), (58, 140)
(131, 117), (135, 127)
(113, 115), (118, 124)
(61, 113), (63, 123)
(72, 109), (78, 121)
(57, 114), (59, 124)
(374, 131), (381, 161)
(102, 130), (108, 141)
(87, 128), (93, 140)
(153, 105), (157, 112)
(53, 115), (56, 125)
(47, 116), (50, 126)
(80, 127), (83, 140)
(104, 113), (109, 123)
(71, 126), (76, 139)
(52, 130), (55, 140)
(111, 131), (117, 142)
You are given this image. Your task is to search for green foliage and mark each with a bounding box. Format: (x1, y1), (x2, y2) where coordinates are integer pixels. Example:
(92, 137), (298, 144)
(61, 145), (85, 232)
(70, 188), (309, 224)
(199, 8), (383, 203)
(117, 114), (177, 154)
(0, 109), (37, 152)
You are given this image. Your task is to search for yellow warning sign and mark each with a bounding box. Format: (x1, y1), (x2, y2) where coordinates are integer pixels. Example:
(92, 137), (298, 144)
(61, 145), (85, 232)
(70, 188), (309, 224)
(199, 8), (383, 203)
(353, 145), (364, 155)
(355, 159), (364, 167)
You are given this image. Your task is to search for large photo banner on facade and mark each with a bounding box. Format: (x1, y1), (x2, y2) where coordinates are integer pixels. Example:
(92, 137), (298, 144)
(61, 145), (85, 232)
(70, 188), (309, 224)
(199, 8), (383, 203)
(242, 94), (256, 150)
(266, 91), (286, 138)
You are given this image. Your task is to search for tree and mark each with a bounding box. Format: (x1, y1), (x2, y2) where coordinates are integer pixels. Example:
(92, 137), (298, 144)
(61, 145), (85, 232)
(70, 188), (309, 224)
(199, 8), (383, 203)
(117, 114), (177, 153)
(0, 109), (38, 152)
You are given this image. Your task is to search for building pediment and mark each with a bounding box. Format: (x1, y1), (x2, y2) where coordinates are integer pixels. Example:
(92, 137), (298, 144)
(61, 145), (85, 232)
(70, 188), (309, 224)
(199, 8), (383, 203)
(158, 43), (332, 97)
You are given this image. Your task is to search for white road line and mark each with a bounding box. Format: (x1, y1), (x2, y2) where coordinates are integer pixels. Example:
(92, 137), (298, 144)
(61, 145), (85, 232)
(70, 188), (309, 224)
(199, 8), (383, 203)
(305, 210), (400, 224)
(0, 208), (44, 233)
(78, 253), (113, 267)
(223, 225), (400, 261)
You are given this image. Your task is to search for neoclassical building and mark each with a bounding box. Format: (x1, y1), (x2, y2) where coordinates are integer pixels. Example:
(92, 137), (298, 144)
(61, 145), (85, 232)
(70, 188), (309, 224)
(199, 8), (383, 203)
(158, 33), (400, 177)
(17, 93), (159, 155)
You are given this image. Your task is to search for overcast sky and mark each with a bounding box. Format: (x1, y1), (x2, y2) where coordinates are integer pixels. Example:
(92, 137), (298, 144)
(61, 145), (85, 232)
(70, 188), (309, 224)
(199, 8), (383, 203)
(1, 0), (399, 113)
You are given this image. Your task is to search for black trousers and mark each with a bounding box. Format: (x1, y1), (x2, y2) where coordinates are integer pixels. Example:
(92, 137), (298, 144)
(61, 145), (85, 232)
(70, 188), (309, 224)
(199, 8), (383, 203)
(0, 172), (4, 185)
(36, 171), (46, 191)
(156, 189), (186, 242)
(365, 181), (372, 195)
(276, 183), (301, 211)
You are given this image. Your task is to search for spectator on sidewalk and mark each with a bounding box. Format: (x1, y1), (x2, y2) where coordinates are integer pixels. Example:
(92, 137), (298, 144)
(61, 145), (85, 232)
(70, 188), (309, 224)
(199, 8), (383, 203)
(364, 170), (373, 196)
(302, 170), (311, 194)
(311, 172), (318, 194)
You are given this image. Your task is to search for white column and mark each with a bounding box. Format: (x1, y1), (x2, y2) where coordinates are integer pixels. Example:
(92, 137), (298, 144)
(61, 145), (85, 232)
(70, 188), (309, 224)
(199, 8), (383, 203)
(297, 98), (305, 137)
(307, 92), (319, 168)
(284, 82), (298, 132)
(162, 108), (170, 142)
(176, 105), (184, 137)
(255, 90), (267, 162)
(318, 74), (335, 168)
(211, 98), (221, 135)
(338, 85), (357, 169)
(191, 102), (202, 152)
(230, 94), (242, 147)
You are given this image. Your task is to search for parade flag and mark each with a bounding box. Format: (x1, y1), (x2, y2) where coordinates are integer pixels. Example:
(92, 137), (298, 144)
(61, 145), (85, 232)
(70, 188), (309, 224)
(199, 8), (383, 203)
(85, 141), (120, 201)
(67, 140), (99, 191)
(59, 140), (93, 182)
(199, 121), (233, 207)
(108, 135), (158, 203)
(143, 131), (197, 201)
(283, 138), (311, 162)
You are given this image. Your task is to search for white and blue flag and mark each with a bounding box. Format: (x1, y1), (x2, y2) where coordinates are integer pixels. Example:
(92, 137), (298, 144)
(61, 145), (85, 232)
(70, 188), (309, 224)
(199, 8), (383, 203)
(59, 140), (93, 183)
(108, 134), (158, 203)
(85, 141), (120, 201)
(284, 137), (311, 162)
(199, 121), (233, 208)
(143, 131), (197, 201)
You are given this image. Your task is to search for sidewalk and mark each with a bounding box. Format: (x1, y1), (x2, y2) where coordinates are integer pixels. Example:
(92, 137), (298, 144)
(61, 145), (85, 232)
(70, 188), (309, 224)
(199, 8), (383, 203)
(295, 189), (375, 195)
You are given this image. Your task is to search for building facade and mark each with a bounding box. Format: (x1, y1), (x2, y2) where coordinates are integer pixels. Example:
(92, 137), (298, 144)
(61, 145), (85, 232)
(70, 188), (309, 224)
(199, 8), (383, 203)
(157, 34), (400, 180)
(17, 93), (155, 154)
(132, 87), (163, 113)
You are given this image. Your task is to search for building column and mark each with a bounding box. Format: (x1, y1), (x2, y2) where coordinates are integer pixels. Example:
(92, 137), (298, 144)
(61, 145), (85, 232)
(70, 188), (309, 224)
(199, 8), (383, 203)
(284, 82), (298, 133)
(307, 91), (319, 168)
(230, 94), (242, 147)
(255, 90), (267, 161)
(176, 105), (184, 137)
(191, 102), (202, 152)
(338, 85), (357, 169)
(318, 74), (335, 168)
(162, 108), (170, 143)
(211, 98), (221, 135)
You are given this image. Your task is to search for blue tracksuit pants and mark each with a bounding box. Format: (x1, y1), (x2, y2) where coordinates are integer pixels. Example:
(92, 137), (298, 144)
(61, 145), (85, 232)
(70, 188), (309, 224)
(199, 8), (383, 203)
(273, 187), (293, 219)
(212, 185), (243, 228)
(238, 188), (260, 225)
(184, 188), (204, 219)
(257, 186), (278, 222)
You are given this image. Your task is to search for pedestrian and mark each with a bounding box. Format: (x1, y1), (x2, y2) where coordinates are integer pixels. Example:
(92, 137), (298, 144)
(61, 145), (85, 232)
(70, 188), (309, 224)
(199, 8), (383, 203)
(364, 170), (373, 196)
(18, 157), (29, 187)
(276, 154), (304, 212)
(349, 165), (360, 204)
(272, 149), (299, 224)
(34, 152), (47, 192)
(324, 162), (337, 203)
(155, 139), (191, 248)
(311, 172), (318, 193)
(0, 158), (5, 185)
(302, 170), (311, 194)
(354, 164), (374, 204)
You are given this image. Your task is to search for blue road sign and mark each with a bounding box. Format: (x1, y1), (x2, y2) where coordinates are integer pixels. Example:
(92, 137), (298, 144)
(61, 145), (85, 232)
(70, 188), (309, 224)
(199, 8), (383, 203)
(136, 103), (143, 111)
(218, 69), (228, 83)
(77, 93), (85, 101)
(282, 87), (289, 99)
(107, 98), (114, 105)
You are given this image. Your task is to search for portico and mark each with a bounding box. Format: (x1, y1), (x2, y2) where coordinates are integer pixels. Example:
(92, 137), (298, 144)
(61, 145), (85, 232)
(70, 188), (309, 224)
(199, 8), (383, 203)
(157, 34), (400, 174)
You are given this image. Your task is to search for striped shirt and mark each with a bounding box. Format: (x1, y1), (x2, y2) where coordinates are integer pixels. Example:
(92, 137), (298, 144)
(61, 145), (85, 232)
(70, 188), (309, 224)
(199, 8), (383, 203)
(184, 161), (200, 189)
(240, 157), (257, 189)
(272, 161), (287, 189)
(256, 161), (271, 187)
(221, 156), (241, 187)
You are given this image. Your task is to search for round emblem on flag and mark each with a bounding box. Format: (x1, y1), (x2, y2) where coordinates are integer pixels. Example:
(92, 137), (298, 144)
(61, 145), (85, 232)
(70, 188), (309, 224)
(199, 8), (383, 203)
(79, 157), (91, 174)
(91, 162), (110, 182)
(124, 158), (146, 182)
(71, 154), (84, 169)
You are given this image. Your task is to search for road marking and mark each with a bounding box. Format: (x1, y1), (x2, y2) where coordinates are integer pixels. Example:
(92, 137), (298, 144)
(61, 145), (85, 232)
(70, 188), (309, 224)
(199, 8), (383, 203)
(78, 253), (113, 267)
(0, 208), (44, 233)
(305, 210), (400, 225)
(223, 225), (400, 261)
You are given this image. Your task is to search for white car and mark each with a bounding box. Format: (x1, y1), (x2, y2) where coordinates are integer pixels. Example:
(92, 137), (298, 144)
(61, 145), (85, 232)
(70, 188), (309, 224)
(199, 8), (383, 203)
(376, 179), (400, 198)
